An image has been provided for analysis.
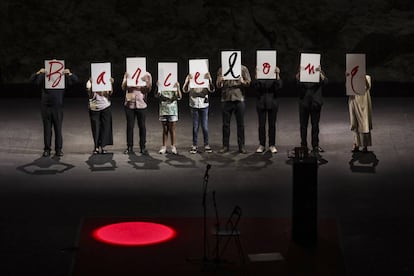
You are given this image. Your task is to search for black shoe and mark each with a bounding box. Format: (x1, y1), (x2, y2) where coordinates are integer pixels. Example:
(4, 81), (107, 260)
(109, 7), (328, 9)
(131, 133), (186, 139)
(239, 147), (247, 154)
(100, 148), (108, 154)
(141, 148), (148, 155)
(351, 145), (360, 153)
(218, 146), (229, 153)
(362, 147), (368, 153)
(42, 150), (51, 157)
(93, 148), (99, 155)
(313, 146), (324, 153)
(124, 147), (134, 154)
(55, 150), (64, 157)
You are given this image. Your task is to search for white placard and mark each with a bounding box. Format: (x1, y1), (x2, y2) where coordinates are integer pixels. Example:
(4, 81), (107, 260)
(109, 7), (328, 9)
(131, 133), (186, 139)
(126, 57), (147, 87)
(221, 51), (241, 80)
(44, 60), (65, 89)
(346, 54), (366, 95)
(91, 62), (112, 92)
(158, 62), (178, 92)
(189, 59), (209, 88)
(300, 53), (321, 83)
(256, 50), (277, 79)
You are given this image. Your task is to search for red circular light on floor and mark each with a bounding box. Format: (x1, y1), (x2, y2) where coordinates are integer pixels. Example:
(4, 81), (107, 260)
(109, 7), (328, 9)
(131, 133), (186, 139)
(92, 222), (176, 246)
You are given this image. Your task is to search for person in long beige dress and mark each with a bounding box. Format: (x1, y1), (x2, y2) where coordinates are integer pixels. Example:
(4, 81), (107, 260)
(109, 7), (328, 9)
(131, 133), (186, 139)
(349, 75), (373, 152)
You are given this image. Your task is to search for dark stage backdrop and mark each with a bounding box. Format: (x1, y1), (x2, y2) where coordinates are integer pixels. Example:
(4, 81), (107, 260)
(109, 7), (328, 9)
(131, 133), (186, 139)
(0, 0), (413, 95)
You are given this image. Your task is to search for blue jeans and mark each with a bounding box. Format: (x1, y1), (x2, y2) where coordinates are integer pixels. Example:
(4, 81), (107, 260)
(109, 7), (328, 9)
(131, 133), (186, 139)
(191, 107), (209, 146)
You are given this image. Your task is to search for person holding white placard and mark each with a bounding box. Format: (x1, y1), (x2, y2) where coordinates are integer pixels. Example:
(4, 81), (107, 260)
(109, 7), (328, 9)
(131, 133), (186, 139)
(86, 77), (114, 154)
(182, 72), (215, 154)
(296, 65), (327, 154)
(252, 67), (283, 154)
(30, 66), (78, 157)
(348, 75), (373, 153)
(216, 65), (251, 153)
(122, 71), (152, 155)
(156, 81), (182, 155)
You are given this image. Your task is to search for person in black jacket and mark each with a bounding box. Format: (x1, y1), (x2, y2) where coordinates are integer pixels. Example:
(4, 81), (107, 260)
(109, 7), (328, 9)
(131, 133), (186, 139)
(252, 66), (283, 153)
(296, 65), (327, 153)
(30, 66), (78, 157)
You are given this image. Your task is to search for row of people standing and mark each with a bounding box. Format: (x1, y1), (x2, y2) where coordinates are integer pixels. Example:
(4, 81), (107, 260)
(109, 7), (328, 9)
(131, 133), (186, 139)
(30, 65), (372, 157)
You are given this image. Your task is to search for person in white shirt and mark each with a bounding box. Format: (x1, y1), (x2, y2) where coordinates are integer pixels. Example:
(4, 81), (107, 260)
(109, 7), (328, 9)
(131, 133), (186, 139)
(182, 72), (215, 153)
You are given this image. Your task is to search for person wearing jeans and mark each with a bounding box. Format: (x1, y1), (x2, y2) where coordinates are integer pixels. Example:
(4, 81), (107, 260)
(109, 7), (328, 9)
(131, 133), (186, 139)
(182, 72), (215, 153)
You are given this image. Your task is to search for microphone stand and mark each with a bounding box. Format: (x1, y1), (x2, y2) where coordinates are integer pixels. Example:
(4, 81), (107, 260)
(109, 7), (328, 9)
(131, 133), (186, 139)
(202, 164), (211, 263)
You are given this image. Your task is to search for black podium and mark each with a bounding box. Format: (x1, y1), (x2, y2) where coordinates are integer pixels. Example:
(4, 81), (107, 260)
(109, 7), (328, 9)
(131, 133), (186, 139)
(292, 155), (318, 247)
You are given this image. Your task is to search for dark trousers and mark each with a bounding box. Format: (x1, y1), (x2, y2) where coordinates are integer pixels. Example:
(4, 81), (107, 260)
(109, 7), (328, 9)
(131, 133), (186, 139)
(41, 105), (63, 151)
(89, 107), (113, 148)
(257, 107), (278, 147)
(124, 107), (146, 149)
(222, 101), (245, 148)
(299, 102), (321, 148)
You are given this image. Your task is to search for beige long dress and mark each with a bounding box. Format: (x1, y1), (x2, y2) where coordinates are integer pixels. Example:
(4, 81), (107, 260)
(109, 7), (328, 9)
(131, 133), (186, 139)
(348, 75), (373, 147)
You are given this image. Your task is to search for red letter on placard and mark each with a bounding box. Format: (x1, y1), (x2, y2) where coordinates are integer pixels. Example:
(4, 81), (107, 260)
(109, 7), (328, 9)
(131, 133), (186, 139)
(97, 72), (107, 85)
(350, 65), (359, 94)
(46, 61), (64, 87)
(132, 68), (142, 86)
(164, 73), (172, 87)
(194, 71), (205, 85)
(262, 62), (271, 75)
(305, 63), (315, 74)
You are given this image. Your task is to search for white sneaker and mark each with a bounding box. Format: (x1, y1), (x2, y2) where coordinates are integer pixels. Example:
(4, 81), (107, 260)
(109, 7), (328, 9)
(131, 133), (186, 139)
(256, 145), (265, 153)
(269, 146), (278, 153)
(171, 145), (178, 155)
(159, 146), (166, 154)
(189, 145), (197, 154)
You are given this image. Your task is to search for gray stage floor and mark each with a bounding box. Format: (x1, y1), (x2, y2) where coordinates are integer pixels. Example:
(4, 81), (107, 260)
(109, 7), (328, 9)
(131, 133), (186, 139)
(0, 96), (413, 275)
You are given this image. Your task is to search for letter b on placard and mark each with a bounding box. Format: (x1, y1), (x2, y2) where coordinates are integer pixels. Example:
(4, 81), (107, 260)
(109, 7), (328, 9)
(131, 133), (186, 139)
(45, 60), (65, 89)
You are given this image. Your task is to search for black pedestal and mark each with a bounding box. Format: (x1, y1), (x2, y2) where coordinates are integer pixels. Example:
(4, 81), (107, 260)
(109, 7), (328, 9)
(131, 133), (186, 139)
(292, 157), (318, 247)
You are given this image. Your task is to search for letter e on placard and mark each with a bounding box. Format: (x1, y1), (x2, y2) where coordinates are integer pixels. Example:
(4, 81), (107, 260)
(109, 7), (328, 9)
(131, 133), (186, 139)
(189, 59), (209, 88)
(45, 60), (65, 89)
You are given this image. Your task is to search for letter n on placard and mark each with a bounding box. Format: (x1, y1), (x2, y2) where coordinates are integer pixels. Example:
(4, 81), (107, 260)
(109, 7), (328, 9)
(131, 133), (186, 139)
(257, 50), (277, 79)
(126, 57), (147, 87)
(346, 54), (366, 95)
(189, 59), (209, 89)
(300, 53), (321, 83)
(45, 60), (65, 89)
(91, 63), (112, 92)
(158, 62), (177, 92)
(221, 51), (241, 80)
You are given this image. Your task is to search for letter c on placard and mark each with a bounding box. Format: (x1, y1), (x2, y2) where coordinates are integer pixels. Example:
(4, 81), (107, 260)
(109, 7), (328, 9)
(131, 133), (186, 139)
(194, 71), (205, 85)
(164, 73), (172, 87)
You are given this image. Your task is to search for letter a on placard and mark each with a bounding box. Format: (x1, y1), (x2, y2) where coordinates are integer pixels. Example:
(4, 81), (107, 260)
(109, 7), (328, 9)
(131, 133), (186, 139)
(91, 62), (112, 92)
(45, 60), (65, 89)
